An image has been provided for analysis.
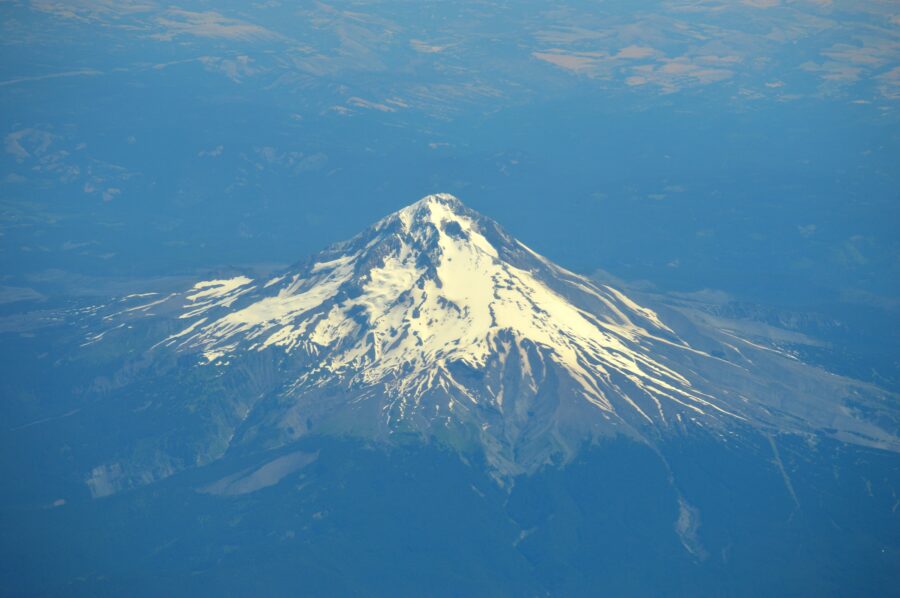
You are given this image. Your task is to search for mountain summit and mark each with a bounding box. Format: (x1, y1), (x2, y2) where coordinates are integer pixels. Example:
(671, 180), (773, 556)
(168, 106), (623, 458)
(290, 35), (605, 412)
(91, 194), (897, 485)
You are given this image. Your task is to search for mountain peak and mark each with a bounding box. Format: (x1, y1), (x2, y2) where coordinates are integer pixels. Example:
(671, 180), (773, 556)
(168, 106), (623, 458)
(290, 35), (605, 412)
(404, 192), (466, 212)
(392, 193), (466, 225)
(92, 193), (899, 482)
(388, 193), (487, 241)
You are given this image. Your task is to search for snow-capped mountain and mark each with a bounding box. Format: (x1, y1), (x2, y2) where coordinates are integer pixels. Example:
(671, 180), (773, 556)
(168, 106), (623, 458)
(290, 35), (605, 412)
(89, 193), (897, 485)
